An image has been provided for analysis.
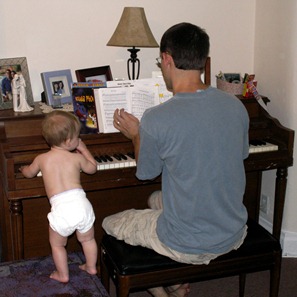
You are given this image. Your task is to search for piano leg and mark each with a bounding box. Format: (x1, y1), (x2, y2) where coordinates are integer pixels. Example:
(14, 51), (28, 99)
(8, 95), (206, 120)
(9, 200), (24, 260)
(273, 167), (288, 240)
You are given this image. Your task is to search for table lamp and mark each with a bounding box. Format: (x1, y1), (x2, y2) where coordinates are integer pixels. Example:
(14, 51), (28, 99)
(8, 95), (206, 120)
(107, 7), (159, 80)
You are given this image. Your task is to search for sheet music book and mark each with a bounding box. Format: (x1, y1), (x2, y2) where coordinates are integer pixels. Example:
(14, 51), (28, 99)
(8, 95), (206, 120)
(94, 84), (158, 133)
(94, 78), (172, 133)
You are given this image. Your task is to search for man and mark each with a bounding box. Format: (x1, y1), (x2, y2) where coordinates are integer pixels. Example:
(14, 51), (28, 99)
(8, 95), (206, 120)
(103, 23), (249, 297)
(1, 69), (12, 101)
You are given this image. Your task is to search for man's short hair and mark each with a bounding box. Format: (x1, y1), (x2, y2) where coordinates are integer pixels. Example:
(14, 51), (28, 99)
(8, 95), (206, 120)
(160, 22), (209, 71)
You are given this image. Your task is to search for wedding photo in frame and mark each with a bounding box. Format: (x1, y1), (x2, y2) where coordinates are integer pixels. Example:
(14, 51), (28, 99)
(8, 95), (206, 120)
(0, 57), (34, 110)
(75, 65), (113, 83)
(41, 69), (73, 106)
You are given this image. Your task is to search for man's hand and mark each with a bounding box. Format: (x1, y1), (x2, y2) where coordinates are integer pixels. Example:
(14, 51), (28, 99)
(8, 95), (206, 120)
(113, 108), (140, 140)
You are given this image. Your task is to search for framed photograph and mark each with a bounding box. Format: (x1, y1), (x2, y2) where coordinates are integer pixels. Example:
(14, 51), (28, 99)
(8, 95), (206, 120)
(75, 65), (113, 83)
(41, 69), (73, 106)
(0, 57), (34, 110)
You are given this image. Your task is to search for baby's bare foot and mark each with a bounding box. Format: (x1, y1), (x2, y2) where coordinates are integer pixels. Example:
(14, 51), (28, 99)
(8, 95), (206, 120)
(49, 271), (69, 283)
(79, 263), (97, 275)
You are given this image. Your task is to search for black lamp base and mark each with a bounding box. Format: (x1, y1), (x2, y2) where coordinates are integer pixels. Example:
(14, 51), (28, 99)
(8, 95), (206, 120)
(127, 47), (140, 80)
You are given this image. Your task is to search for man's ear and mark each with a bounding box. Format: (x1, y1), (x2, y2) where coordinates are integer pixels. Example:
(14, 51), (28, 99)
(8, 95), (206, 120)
(162, 52), (174, 67)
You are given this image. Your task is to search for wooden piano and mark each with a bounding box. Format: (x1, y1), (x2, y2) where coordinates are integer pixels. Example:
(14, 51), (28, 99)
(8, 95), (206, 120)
(0, 98), (294, 262)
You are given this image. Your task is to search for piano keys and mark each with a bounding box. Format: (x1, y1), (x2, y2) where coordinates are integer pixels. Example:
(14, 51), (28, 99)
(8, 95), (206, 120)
(37, 152), (137, 176)
(95, 152), (136, 170)
(0, 97), (294, 262)
(249, 140), (278, 153)
(37, 138), (278, 178)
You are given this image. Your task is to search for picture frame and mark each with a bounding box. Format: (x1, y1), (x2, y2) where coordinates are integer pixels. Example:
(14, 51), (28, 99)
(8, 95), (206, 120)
(41, 69), (73, 106)
(0, 57), (34, 110)
(75, 65), (113, 83)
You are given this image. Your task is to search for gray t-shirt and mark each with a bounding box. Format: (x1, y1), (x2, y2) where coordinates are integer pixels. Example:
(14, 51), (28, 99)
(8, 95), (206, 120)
(136, 87), (249, 255)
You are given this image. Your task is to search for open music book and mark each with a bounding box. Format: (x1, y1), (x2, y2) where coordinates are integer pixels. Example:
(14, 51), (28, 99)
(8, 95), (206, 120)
(94, 78), (172, 133)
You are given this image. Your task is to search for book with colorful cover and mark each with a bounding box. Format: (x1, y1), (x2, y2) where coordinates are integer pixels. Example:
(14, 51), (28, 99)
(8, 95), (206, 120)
(72, 82), (106, 134)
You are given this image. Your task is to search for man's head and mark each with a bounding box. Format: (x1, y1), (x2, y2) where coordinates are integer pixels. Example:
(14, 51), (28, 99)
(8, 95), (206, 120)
(160, 22), (209, 71)
(42, 110), (81, 147)
(5, 69), (12, 79)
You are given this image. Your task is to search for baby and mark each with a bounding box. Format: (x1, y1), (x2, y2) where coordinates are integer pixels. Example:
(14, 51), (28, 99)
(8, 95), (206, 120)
(20, 110), (98, 283)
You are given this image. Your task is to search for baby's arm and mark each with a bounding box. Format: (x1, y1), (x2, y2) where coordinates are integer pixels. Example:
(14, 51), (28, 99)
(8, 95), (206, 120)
(76, 139), (97, 174)
(19, 156), (41, 178)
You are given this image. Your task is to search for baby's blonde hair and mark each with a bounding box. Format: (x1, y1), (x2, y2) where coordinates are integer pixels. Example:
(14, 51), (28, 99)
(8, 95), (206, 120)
(42, 110), (80, 147)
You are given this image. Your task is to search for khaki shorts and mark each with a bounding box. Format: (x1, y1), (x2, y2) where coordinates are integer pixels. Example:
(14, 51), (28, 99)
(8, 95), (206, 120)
(102, 191), (247, 265)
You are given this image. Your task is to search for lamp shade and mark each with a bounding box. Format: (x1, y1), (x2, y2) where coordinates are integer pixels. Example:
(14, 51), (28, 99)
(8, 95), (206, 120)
(107, 7), (159, 48)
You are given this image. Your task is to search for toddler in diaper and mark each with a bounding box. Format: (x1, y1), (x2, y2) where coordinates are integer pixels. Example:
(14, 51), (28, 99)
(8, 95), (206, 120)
(20, 110), (98, 283)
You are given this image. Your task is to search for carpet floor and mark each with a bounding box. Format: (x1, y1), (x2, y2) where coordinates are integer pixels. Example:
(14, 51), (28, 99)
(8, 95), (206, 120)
(0, 252), (109, 297)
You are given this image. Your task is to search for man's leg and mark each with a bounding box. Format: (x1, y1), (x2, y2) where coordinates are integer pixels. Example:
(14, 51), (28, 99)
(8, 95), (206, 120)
(148, 192), (190, 297)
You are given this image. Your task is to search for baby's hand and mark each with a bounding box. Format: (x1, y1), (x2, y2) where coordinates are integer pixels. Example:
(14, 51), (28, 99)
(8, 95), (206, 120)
(76, 138), (87, 154)
(19, 166), (27, 173)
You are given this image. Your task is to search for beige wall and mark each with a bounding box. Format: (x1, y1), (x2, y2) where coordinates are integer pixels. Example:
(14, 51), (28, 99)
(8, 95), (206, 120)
(1, 1), (296, 239)
(0, 0), (255, 97)
(255, 0), (297, 236)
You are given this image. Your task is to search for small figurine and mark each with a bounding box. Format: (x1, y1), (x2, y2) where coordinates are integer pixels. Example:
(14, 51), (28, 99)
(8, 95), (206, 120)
(12, 72), (34, 112)
(11, 71), (19, 111)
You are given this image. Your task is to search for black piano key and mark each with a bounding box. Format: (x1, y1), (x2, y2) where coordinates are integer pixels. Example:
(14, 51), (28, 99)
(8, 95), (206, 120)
(99, 155), (108, 162)
(104, 155), (113, 162)
(119, 153), (127, 160)
(94, 156), (102, 163)
(250, 140), (267, 146)
(127, 152), (135, 159)
(113, 154), (122, 160)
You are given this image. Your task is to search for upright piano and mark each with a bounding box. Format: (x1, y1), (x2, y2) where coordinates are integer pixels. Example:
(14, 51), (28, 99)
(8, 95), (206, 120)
(0, 97), (294, 262)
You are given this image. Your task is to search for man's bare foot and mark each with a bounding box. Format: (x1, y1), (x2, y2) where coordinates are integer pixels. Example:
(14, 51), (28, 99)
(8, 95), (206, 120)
(49, 270), (69, 283)
(148, 286), (170, 297)
(79, 263), (97, 275)
(166, 283), (190, 297)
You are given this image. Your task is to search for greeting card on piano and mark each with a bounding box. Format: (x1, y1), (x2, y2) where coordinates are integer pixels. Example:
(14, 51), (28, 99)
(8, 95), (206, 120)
(94, 78), (171, 133)
(72, 82), (106, 134)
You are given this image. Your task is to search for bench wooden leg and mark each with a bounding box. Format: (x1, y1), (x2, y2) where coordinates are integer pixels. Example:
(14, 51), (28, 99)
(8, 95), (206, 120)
(239, 273), (246, 297)
(270, 254), (282, 297)
(117, 280), (130, 297)
(100, 247), (110, 293)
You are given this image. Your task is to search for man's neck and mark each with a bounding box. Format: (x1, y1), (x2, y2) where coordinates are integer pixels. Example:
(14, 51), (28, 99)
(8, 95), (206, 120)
(172, 69), (208, 94)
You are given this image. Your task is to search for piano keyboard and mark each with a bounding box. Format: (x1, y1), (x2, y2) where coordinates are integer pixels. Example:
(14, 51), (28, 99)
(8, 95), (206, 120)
(36, 153), (136, 176)
(95, 153), (136, 170)
(37, 143), (278, 177)
(249, 140), (278, 154)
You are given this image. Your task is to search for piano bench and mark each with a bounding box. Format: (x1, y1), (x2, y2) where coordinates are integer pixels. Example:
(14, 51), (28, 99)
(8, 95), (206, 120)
(100, 219), (282, 297)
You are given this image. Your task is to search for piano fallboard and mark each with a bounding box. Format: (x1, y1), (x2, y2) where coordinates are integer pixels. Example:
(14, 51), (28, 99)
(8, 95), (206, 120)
(2, 130), (293, 201)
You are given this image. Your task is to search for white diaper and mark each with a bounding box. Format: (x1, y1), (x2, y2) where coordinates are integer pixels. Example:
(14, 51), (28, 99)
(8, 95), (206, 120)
(48, 188), (95, 237)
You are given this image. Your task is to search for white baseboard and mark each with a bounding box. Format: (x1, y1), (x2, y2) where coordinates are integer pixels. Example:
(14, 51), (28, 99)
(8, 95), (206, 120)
(259, 215), (297, 257)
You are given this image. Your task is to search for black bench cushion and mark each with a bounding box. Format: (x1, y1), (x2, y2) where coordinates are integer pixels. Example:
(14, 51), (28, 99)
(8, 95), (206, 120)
(101, 219), (281, 275)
